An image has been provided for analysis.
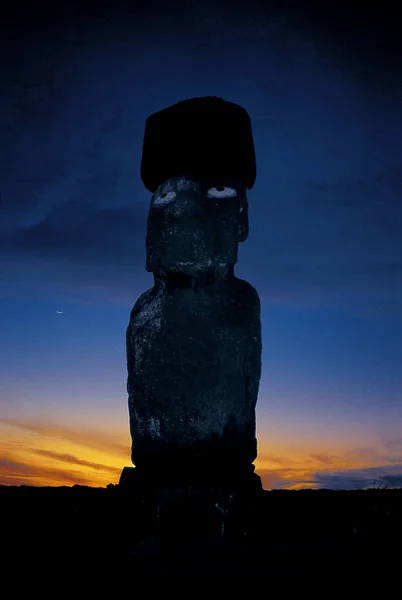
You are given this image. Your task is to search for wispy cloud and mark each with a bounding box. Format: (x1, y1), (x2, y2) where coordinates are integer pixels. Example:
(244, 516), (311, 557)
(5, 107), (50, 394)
(31, 449), (121, 474)
(1, 417), (129, 458)
(309, 452), (337, 466)
(382, 438), (402, 453)
(0, 457), (92, 487)
(313, 464), (402, 490)
(0, 203), (147, 269)
(257, 467), (317, 491)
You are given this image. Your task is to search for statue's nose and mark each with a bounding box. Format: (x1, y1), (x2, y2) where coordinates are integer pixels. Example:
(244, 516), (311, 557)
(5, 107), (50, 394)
(168, 190), (202, 219)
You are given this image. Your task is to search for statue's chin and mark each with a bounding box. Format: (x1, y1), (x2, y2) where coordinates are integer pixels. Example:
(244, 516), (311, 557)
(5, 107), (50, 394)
(153, 261), (233, 285)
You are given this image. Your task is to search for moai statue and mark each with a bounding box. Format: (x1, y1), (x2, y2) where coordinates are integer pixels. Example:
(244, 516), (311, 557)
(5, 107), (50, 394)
(123, 97), (262, 491)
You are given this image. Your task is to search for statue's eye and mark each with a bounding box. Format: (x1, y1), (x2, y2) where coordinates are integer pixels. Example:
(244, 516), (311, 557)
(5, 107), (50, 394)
(153, 191), (176, 206)
(207, 186), (237, 199)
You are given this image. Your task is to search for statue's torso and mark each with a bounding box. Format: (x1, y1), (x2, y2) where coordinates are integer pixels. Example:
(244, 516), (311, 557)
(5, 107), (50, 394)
(127, 279), (259, 464)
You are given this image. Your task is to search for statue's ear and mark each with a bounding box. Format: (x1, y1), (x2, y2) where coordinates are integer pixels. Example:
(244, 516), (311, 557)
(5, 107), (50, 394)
(237, 198), (249, 242)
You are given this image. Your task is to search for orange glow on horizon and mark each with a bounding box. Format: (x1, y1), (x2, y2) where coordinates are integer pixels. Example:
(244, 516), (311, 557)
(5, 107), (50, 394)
(1, 416), (400, 489)
(0, 419), (130, 487)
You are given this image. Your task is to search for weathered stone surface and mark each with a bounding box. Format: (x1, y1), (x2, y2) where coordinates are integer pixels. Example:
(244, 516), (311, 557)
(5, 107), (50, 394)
(126, 97), (262, 489)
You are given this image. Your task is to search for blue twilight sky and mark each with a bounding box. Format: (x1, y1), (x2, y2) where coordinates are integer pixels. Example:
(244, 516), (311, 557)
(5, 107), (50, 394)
(0, 1), (401, 489)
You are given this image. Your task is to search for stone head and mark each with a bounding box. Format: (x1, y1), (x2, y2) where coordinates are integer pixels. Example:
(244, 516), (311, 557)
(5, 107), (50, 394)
(140, 96), (256, 281)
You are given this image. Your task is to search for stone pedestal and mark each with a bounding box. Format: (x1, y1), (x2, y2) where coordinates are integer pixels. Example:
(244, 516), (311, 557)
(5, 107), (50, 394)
(119, 465), (263, 547)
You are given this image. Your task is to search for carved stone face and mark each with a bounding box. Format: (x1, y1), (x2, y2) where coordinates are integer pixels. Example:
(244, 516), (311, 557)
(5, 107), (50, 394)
(145, 175), (249, 280)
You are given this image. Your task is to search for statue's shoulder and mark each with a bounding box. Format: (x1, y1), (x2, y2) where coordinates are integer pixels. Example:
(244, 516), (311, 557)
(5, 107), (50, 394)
(129, 288), (153, 321)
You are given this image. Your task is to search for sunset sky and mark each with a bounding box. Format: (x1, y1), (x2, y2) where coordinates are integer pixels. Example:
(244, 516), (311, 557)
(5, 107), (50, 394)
(1, 1), (401, 490)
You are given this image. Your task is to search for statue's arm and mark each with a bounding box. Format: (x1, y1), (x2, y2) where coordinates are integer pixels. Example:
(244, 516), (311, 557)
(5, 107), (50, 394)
(126, 325), (135, 398)
(126, 289), (152, 397)
(245, 284), (262, 411)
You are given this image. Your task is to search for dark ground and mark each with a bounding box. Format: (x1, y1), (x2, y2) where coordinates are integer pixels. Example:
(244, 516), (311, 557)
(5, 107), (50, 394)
(1, 485), (401, 587)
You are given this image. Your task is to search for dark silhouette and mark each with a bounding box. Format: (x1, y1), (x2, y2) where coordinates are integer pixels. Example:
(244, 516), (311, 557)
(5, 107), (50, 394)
(121, 97), (262, 494)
